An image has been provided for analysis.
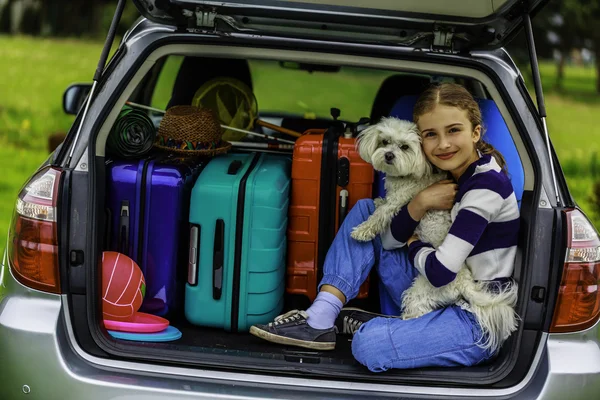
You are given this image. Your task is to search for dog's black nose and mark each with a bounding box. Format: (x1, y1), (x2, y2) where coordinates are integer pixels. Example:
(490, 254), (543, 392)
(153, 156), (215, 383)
(385, 152), (395, 162)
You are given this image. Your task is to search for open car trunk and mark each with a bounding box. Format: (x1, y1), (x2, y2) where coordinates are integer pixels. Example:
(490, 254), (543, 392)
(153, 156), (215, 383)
(132, 0), (549, 51)
(74, 29), (552, 387)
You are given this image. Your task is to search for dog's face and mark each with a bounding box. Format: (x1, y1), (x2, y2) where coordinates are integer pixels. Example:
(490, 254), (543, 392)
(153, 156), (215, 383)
(356, 117), (432, 178)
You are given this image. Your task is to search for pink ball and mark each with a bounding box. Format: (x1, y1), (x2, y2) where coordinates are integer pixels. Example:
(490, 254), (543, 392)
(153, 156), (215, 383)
(101, 251), (146, 321)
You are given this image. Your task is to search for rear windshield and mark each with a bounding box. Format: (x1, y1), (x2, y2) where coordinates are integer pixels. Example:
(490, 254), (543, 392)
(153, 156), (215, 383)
(148, 56), (442, 122)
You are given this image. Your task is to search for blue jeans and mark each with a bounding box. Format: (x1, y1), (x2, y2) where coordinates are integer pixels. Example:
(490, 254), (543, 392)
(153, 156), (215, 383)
(318, 199), (493, 372)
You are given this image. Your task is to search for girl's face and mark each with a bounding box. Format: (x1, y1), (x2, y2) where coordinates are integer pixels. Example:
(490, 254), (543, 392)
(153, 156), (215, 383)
(416, 104), (481, 180)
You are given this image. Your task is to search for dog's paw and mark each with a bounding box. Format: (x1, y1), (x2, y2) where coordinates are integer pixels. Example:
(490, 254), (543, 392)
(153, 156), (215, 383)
(373, 197), (386, 208)
(401, 311), (422, 320)
(400, 307), (428, 320)
(351, 224), (377, 241)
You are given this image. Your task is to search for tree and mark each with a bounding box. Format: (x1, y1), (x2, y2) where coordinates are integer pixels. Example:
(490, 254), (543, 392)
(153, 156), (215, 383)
(563, 0), (600, 93)
(40, 0), (108, 37)
(505, 7), (557, 86)
(38, 0), (139, 38)
(0, 0), (15, 34)
(539, 2), (581, 89)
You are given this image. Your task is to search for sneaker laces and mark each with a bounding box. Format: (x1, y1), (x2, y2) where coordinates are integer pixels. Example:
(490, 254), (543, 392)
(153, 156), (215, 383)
(342, 316), (363, 334)
(269, 310), (308, 327)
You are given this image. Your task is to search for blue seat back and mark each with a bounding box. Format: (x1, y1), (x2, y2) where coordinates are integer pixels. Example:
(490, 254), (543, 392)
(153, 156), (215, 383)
(377, 95), (525, 316)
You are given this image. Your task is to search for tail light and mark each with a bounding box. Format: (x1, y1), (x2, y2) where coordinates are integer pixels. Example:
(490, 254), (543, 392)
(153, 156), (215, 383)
(550, 209), (600, 333)
(7, 167), (63, 294)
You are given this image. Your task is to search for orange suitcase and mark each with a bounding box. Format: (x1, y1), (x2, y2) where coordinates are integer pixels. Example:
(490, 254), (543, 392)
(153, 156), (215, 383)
(286, 125), (374, 302)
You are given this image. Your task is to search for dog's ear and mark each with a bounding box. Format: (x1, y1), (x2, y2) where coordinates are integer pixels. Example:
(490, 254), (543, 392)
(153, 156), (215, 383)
(407, 123), (433, 179)
(416, 157), (434, 179)
(356, 125), (380, 164)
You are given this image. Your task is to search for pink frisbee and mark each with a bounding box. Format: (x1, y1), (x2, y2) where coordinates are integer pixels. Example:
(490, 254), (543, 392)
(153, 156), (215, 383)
(104, 312), (169, 333)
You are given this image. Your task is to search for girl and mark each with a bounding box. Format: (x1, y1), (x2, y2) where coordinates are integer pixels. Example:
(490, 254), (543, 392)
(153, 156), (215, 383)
(250, 83), (520, 372)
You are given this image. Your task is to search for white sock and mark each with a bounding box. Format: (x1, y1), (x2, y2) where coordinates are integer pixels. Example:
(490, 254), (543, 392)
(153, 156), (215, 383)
(305, 291), (343, 329)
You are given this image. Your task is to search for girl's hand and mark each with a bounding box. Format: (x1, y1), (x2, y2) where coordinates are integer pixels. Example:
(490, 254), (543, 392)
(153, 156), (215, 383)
(418, 179), (458, 210)
(408, 180), (458, 220)
(407, 233), (420, 246)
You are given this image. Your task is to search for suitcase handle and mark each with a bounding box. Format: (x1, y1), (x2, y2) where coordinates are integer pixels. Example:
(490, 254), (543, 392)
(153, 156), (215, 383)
(213, 219), (225, 300)
(337, 157), (350, 187)
(119, 201), (130, 254)
(188, 224), (200, 286)
(227, 160), (243, 175)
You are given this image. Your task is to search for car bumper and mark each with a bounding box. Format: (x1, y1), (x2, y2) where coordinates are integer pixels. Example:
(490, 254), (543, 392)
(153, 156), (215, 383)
(1, 256), (599, 400)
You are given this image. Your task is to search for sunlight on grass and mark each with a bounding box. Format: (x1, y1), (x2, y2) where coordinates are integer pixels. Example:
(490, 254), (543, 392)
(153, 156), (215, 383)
(0, 35), (114, 150)
(538, 62), (599, 99)
(523, 63), (600, 230)
(250, 61), (393, 121)
(546, 94), (600, 157)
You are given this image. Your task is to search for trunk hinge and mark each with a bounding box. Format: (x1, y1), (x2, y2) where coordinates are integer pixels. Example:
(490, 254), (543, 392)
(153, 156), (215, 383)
(431, 27), (454, 53)
(182, 8), (217, 28)
(66, 0), (126, 167)
(523, 10), (562, 207)
(197, 9), (216, 28)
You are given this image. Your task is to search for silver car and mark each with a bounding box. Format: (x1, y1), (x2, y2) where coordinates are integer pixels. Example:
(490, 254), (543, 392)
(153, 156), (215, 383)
(1, 1), (599, 399)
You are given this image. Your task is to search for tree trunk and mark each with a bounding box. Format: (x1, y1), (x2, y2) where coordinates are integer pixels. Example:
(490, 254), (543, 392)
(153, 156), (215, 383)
(596, 40), (600, 94)
(0, 0), (15, 33)
(556, 53), (565, 90)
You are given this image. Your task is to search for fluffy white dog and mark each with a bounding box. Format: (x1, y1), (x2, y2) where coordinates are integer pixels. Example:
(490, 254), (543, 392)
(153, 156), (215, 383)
(351, 117), (518, 353)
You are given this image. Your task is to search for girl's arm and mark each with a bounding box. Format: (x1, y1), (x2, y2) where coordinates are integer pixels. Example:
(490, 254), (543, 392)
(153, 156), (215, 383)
(381, 180), (457, 250)
(381, 205), (420, 249)
(407, 174), (516, 287)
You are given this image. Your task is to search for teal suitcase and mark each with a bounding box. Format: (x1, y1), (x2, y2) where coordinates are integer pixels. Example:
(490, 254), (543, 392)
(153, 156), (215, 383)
(185, 153), (291, 332)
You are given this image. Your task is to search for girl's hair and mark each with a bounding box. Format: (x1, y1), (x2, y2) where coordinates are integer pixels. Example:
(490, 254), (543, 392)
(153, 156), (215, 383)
(412, 82), (506, 171)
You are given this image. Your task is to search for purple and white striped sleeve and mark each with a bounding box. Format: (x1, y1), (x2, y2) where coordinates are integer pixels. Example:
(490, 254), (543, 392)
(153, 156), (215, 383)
(408, 183), (507, 287)
(381, 206), (420, 250)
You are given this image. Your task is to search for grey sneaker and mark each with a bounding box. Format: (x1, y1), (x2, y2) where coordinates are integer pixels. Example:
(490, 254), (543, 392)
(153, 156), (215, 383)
(335, 307), (389, 335)
(249, 310), (337, 350)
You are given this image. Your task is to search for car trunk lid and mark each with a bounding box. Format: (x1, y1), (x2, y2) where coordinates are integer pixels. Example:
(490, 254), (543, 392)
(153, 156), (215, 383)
(131, 0), (548, 51)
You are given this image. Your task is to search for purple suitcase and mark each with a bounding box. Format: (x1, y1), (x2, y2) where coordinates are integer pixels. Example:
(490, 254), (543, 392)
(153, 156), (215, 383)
(106, 155), (204, 316)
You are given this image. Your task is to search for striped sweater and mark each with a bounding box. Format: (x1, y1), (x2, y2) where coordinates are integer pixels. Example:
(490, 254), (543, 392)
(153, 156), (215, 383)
(381, 154), (520, 287)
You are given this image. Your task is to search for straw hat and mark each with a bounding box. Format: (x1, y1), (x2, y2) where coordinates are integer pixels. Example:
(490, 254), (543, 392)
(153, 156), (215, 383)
(154, 105), (231, 156)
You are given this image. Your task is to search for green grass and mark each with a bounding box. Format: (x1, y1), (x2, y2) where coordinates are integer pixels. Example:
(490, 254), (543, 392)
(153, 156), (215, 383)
(251, 62), (394, 121)
(538, 62), (600, 104)
(0, 35), (599, 252)
(0, 35), (109, 150)
(533, 62), (600, 226)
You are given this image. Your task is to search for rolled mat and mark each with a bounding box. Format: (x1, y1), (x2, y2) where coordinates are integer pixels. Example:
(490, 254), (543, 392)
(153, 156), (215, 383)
(106, 106), (156, 158)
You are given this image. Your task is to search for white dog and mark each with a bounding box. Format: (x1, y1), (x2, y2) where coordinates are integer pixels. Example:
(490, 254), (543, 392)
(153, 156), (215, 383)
(351, 118), (518, 353)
